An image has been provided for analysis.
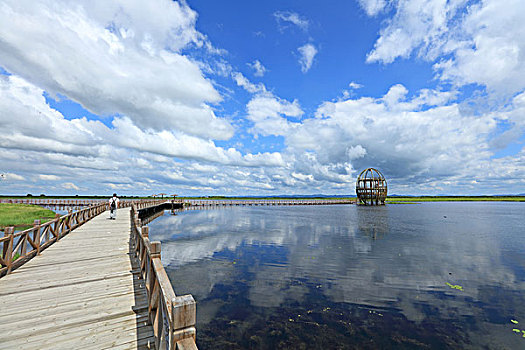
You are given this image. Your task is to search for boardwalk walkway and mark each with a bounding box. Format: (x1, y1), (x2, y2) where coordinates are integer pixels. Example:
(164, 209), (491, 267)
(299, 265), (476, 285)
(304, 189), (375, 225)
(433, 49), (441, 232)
(0, 208), (155, 349)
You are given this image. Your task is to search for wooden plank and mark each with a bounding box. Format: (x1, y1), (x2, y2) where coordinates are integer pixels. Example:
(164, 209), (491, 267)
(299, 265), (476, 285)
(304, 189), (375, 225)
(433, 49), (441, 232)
(0, 282), (147, 317)
(0, 311), (150, 347)
(176, 338), (198, 350)
(0, 270), (135, 296)
(105, 335), (156, 350)
(5, 259), (135, 280)
(0, 289), (148, 328)
(2, 316), (154, 350)
(0, 274), (145, 306)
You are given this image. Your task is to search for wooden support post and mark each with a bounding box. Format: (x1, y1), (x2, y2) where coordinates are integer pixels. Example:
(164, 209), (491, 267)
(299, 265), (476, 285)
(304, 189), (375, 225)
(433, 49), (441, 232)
(176, 338), (198, 350)
(172, 295), (196, 331)
(33, 219), (41, 255)
(151, 241), (161, 259)
(4, 227), (14, 274)
(171, 295), (197, 344)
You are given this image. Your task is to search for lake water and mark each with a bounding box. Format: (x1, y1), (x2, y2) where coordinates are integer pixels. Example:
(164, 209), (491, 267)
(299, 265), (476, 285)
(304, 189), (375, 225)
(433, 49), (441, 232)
(147, 202), (525, 349)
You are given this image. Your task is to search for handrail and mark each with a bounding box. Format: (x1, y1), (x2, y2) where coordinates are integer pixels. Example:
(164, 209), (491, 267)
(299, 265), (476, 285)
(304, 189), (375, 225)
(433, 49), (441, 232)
(0, 199), (165, 278)
(185, 198), (355, 207)
(130, 203), (198, 350)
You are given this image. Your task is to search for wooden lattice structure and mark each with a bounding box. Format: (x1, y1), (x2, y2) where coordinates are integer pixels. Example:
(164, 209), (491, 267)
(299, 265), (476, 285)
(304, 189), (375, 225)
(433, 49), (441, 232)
(356, 168), (387, 205)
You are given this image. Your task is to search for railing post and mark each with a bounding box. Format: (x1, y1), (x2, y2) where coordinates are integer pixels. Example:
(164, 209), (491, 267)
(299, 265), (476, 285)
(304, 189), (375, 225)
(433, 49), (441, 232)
(33, 220), (41, 255)
(142, 226), (149, 238)
(3, 227), (14, 274)
(151, 241), (161, 259)
(171, 295), (197, 345)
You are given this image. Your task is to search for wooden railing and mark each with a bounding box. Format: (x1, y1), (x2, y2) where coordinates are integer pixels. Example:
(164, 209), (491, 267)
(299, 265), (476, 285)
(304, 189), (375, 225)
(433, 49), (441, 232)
(130, 204), (197, 350)
(0, 198), (105, 206)
(0, 202), (107, 277)
(186, 198), (355, 206)
(132, 199), (168, 210)
(141, 208), (166, 226)
(0, 199), (165, 277)
(0, 198), (167, 207)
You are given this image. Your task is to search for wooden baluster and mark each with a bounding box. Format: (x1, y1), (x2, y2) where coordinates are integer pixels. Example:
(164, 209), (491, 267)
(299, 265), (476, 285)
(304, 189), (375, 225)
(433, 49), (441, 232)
(52, 214), (60, 243)
(62, 209), (72, 238)
(149, 240), (162, 346)
(20, 229), (28, 258)
(140, 238), (149, 274)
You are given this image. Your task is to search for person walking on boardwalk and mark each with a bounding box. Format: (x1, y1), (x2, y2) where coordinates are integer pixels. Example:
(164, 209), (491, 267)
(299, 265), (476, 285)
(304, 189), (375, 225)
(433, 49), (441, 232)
(109, 193), (119, 219)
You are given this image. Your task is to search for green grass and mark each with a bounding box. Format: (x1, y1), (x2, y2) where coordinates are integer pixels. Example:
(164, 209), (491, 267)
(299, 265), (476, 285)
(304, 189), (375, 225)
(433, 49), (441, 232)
(386, 196), (525, 202)
(386, 201), (420, 204)
(0, 204), (56, 229)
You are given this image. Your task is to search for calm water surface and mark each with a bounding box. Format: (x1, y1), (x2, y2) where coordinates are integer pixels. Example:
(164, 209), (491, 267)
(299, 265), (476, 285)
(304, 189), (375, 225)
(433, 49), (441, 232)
(148, 202), (525, 349)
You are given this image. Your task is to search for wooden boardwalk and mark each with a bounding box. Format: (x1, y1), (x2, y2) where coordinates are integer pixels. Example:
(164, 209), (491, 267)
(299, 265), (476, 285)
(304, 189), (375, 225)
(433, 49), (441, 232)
(186, 198), (355, 206)
(0, 208), (155, 349)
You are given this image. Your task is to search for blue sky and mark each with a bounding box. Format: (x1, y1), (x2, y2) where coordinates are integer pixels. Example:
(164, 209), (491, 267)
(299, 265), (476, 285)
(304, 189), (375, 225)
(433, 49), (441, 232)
(0, 0), (524, 196)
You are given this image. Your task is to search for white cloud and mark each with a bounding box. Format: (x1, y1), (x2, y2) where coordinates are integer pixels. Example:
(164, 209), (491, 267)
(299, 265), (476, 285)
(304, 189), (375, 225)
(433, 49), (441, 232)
(364, 0), (525, 97)
(357, 0), (388, 16)
(3, 173), (25, 181)
(366, 0), (468, 64)
(0, 73), (289, 195)
(298, 43), (318, 73)
(382, 84), (408, 107)
(111, 117), (285, 167)
(62, 182), (81, 191)
(39, 175), (60, 181)
(232, 72), (266, 94)
(274, 83), (516, 192)
(1, 0), (523, 196)
(0, 0), (233, 139)
(435, 0), (525, 96)
(246, 93), (303, 137)
(489, 91), (525, 150)
(3, 72), (522, 195)
(247, 60), (267, 77)
(349, 82), (363, 89)
(274, 11), (309, 31)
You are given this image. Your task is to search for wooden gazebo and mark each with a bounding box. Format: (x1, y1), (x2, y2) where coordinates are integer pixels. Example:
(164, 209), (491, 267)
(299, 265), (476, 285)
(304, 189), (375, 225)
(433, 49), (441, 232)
(356, 168), (387, 205)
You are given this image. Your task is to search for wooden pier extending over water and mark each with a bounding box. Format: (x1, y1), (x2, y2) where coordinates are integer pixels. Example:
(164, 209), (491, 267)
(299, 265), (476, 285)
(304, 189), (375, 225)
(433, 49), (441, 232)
(186, 198), (355, 207)
(0, 200), (197, 350)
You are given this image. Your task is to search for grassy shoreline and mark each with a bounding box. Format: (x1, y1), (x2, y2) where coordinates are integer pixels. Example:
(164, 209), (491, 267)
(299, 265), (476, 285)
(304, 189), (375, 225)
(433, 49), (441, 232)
(0, 203), (56, 230)
(385, 196), (525, 202)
